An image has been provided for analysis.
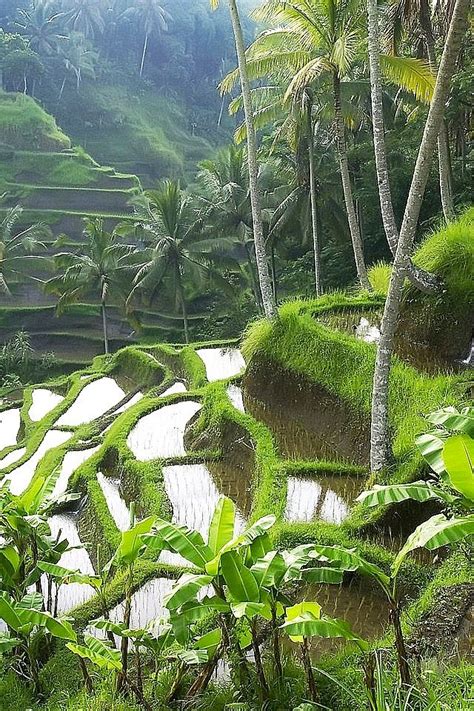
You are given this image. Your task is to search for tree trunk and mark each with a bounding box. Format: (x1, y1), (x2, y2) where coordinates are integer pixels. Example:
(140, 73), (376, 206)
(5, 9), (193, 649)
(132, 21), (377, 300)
(244, 241), (263, 312)
(333, 74), (370, 290)
(301, 637), (317, 702)
(176, 268), (189, 343)
(308, 139), (322, 296)
(250, 619), (269, 699)
(101, 298), (109, 355)
(271, 600), (283, 681)
(79, 656), (93, 694)
(389, 600), (411, 686)
(227, 0), (277, 319)
(367, 0), (441, 296)
(370, 0), (470, 472)
(419, 0), (455, 222)
(139, 34), (148, 77)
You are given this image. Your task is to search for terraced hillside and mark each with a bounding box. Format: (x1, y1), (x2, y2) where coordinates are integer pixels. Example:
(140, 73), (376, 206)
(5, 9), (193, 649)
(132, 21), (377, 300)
(0, 322), (471, 708)
(0, 92), (208, 363)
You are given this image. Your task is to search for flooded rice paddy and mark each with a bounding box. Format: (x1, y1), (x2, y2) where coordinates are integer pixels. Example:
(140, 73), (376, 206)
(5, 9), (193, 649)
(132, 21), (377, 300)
(0, 446), (26, 469)
(97, 472), (130, 531)
(52, 446), (100, 497)
(197, 347), (245, 382)
(127, 401), (201, 460)
(29, 388), (64, 422)
(226, 384), (245, 413)
(4, 430), (72, 495)
(0, 408), (21, 451)
(47, 513), (96, 612)
(285, 474), (361, 524)
(57, 377), (126, 426)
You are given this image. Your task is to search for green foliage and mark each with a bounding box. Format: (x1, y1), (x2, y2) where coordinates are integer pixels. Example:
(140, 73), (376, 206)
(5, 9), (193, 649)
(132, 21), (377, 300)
(367, 261), (391, 296)
(0, 91), (69, 150)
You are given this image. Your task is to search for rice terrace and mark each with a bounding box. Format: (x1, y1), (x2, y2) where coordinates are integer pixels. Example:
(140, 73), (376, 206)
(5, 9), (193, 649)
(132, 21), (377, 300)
(0, 1), (472, 709)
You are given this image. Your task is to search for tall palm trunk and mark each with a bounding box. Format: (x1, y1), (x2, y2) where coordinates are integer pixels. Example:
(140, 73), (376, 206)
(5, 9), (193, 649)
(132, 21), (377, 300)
(419, 0), (455, 222)
(101, 297), (109, 355)
(333, 75), (370, 289)
(370, 0), (470, 472)
(308, 133), (322, 296)
(367, 0), (441, 295)
(226, 0), (277, 319)
(176, 266), (189, 344)
(140, 33), (148, 77)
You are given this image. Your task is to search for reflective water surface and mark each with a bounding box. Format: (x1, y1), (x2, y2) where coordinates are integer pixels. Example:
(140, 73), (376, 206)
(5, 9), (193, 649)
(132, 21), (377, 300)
(47, 513), (96, 613)
(0, 446), (26, 469)
(57, 378), (126, 426)
(29, 388), (64, 422)
(226, 384), (245, 413)
(127, 401), (201, 460)
(285, 475), (361, 524)
(52, 446), (100, 497)
(4, 430), (72, 495)
(0, 408), (21, 451)
(97, 472), (130, 531)
(197, 348), (245, 382)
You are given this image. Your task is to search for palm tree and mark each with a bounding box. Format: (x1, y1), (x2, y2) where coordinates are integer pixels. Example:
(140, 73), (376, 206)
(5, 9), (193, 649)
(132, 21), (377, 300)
(45, 218), (134, 354)
(225, 1), (436, 290)
(0, 203), (49, 297)
(57, 31), (98, 99)
(370, 0), (470, 472)
(128, 180), (234, 343)
(385, 0), (455, 221)
(61, 0), (106, 39)
(120, 0), (171, 77)
(210, 0), (277, 319)
(197, 145), (268, 310)
(245, 0), (370, 289)
(16, 1), (66, 56)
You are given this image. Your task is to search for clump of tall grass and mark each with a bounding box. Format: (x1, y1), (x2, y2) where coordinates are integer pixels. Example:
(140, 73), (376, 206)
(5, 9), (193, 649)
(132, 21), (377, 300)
(368, 261), (391, 296)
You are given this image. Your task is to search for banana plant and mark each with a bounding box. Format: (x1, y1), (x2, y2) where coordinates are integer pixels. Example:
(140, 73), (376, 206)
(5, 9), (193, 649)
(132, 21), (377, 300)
(0, 467), (81, 602)
(0, 590), (76, 694)
(357, 406), (474, 511)
(143, 497), (276, 693)
(103, 503), (155, 694)
(66, 634), (122, 694)
(281, 600), (368, 703)
(309, 505), (474, 690)
(35, 560), (101, 616)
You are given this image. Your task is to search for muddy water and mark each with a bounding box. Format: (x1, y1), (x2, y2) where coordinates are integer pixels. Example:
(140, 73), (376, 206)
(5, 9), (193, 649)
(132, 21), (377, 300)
(29, 388), (64, 422)
(207, 459), (252, 520)
(47, 513), (96, 613)
(0, 446), (26, 469)
(4, 430), (72, 495)
(289, 579), (389, 656)
(243, 361), (369, 465)
(57, 377), (126, 426)
(52, 446), (100, 497)
(0, 408), (21, 451)
(227, 384), (245, 413)
(285, 475), (361, 525)
(127, 401), (201, 460)
(197, 347), (245, 382)
(97, 472), (130, 532)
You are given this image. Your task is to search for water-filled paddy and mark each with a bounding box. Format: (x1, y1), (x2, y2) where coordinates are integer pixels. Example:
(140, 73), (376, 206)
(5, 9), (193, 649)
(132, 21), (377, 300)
(46, 513), (95, 613)
(127, 400), (201, 460)
(4, 430), (72, 495)
(97, 472), (130, 531)
(197, 347), (245, 382)
(0, 408), (21, 451)
(285, 474), (361, 524)
(29, 388), (64, 422)
(56, 377), (126, 426)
